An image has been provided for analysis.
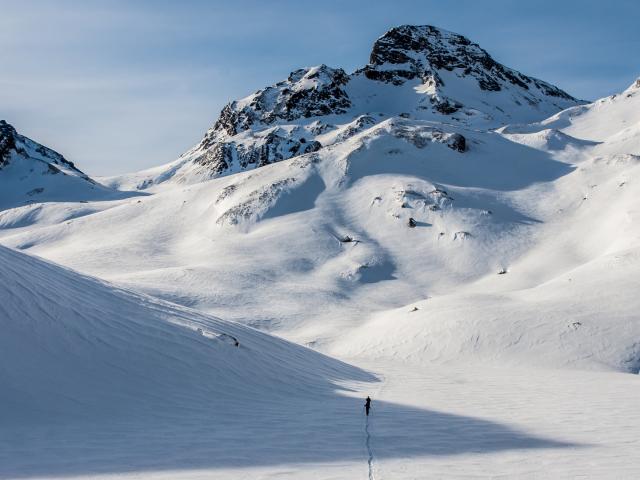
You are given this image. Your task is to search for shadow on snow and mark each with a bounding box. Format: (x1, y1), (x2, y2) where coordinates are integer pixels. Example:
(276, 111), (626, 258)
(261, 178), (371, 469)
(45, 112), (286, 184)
(1, 389), (578, 478)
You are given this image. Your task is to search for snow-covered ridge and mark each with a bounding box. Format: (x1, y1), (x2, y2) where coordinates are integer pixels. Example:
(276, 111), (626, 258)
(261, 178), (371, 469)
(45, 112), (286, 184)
(110, 24), (582, 189)
(0, 120), (133, 212)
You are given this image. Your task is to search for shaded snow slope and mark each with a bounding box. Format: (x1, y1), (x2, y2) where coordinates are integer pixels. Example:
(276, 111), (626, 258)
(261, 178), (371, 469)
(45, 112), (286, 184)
(0, 245), (576, 480)
(0, 244), (386, 477)
(0, 244), (371, 424)
(104, 25), (581, 189)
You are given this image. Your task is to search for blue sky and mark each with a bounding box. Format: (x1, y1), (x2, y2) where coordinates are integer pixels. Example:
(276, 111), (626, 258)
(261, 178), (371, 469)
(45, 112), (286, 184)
(1, 0), (638, 175)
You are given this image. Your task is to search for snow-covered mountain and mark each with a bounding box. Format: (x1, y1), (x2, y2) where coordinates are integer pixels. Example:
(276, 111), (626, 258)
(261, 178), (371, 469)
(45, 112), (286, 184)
(0, 120), (138, 228)
(0, 120), (128, 210)
(5, 72), (639, 372)
(2, 24), (640, 480)
(104, 25), (581, 190)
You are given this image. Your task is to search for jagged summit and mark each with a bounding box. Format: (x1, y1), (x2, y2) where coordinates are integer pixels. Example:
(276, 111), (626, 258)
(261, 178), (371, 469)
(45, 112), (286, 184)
(361, 25), (573, 98)
(111, 25), (583, 188)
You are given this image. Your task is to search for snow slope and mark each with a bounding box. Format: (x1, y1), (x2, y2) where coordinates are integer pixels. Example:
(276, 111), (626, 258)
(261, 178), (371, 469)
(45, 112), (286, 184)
(3, 245), (611, 480)
(0, 119), (573, 335)
(5, 81), (639, 373)
(330, 78), (640, 372)
(0, 244), (384, 477)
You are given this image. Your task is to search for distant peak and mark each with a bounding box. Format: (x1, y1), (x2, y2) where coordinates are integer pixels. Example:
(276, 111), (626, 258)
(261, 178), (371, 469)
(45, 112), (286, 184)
(626, 77), (640, 91)
(362, 24), (575, 102)
(0, 120), (19, 167)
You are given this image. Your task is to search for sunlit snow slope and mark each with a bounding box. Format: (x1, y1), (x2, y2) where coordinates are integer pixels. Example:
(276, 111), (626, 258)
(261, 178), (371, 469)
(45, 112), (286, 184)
(0, 26), (637, 375)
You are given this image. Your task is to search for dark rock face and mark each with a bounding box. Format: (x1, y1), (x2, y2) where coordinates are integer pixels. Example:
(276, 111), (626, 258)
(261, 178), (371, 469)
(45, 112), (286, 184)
(0, 120), (19, 168)
(193, 142), (234, 175)
(193, 132), (323, 175)
(360, 25), (574, 100)
(302, 140), (323, 154)
(447, 133), (466, 152)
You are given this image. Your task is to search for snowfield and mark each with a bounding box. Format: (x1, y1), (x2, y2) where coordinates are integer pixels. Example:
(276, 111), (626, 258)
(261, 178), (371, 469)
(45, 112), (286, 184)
(1, 24), (640, 479)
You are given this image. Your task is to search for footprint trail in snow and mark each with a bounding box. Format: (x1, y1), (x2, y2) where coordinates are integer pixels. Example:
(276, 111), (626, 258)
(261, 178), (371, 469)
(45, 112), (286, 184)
(365, 415), (375, 480)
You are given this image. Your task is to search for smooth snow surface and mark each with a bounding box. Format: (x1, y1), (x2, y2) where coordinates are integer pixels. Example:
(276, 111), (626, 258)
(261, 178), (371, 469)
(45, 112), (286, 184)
(1, 33), (640, 479)
(0, 245), (380, 478)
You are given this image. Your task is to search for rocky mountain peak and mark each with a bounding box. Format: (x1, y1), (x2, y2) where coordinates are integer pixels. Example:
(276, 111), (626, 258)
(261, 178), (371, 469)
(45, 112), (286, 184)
(135, 25), (583, 186)
(361, 24), (573, 101)
(209, 64), (350, 140)
(0, 120), (124, 210)
(363, 25), (478, 85)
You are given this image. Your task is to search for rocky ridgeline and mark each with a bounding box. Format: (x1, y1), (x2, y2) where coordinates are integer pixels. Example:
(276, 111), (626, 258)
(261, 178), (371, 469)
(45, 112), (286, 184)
(193, 128), (323, 175)
(179, 25), (580, 180)
(209, 66), (351, 138)
(360, 25), (572, 96)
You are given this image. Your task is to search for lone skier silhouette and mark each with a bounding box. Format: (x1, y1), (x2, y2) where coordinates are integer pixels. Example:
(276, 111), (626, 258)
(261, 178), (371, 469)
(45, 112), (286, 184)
(365, 396), (372, 416)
